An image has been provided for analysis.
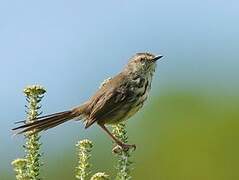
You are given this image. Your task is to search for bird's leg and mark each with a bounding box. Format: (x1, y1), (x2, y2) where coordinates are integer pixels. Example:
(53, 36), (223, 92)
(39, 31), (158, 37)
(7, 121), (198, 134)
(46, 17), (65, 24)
(98, 123), (136, 151)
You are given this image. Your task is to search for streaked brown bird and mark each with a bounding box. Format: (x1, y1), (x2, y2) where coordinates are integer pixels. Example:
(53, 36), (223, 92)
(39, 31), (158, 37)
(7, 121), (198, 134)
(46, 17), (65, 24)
(13, 52), (163, 150)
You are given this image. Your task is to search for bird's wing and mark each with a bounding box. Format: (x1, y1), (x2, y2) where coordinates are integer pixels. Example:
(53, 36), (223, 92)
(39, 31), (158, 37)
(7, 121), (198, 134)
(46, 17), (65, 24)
(85, 74), (132, 128)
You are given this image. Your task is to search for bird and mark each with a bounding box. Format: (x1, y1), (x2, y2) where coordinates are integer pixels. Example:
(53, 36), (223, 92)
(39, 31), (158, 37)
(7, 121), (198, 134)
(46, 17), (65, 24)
(13, 52), (163, 150)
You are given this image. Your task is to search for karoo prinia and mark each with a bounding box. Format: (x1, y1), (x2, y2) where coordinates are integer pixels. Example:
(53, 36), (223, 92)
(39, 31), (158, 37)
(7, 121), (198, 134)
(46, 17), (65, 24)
(13, 52), (163, 150)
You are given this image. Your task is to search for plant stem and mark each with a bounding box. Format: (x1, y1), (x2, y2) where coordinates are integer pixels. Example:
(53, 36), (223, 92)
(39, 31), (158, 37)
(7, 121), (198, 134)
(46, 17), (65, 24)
(112, 123), (134, 180)
(23, 85), (46, 180)
(75, 139), (93, 180)
(11, 158), (28, 180)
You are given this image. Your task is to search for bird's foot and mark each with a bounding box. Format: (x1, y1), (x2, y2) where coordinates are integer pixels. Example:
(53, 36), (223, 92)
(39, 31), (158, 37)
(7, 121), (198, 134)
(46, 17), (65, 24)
(112, 143), (136, 153)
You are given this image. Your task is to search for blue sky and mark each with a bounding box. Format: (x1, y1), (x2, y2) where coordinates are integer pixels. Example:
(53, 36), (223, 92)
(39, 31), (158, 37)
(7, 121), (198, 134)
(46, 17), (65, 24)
(1, 0), (239, 176)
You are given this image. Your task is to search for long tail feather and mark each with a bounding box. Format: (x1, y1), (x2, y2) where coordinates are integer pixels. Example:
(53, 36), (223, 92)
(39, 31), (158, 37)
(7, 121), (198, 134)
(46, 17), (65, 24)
(12, 110), (76, 135)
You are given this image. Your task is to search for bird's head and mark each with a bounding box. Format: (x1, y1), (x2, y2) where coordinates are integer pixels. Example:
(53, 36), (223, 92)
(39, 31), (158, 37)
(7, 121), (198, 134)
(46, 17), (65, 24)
(125, 52), (163, 74)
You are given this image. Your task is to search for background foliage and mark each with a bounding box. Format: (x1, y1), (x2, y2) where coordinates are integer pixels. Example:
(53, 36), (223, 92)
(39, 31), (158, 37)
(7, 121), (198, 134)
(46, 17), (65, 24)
(1, 0), (239, 179)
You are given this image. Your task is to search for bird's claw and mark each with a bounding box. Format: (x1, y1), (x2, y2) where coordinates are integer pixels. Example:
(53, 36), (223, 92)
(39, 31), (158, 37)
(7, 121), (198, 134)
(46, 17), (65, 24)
(112, 143), (136, 153)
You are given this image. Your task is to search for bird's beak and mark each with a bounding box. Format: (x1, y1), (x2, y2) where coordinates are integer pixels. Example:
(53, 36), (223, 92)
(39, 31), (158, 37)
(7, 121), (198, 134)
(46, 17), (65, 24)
(152, 55), (163, 61)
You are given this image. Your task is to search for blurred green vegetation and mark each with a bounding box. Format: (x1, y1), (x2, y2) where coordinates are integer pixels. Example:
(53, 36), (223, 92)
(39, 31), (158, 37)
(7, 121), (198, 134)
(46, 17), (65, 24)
(6, 90), (239, 180)
(132, 91), (239, 180)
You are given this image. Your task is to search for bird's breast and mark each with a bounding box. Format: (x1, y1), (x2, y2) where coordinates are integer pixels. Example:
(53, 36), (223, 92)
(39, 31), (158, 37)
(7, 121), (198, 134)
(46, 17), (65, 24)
(123, 76), (152, 119)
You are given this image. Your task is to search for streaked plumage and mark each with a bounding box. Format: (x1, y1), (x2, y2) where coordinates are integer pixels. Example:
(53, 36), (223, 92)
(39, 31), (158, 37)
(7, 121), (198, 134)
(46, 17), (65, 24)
(13, 52), (163, 150)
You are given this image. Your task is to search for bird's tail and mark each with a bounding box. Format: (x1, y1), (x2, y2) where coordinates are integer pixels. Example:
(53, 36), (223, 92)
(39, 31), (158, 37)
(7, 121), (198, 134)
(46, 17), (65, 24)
(12, 105), (86, 135)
